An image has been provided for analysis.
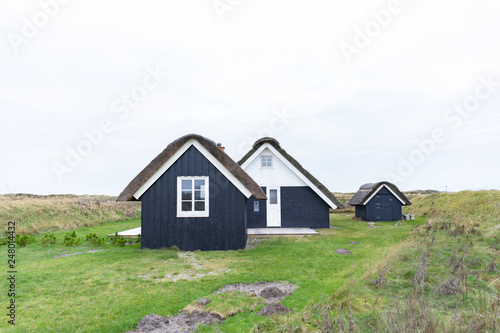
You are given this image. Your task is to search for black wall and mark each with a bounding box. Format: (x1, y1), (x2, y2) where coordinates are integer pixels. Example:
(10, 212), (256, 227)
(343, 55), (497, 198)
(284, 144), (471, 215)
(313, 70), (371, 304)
(246, 186), (330, 228)
(140, 146), (247, 251)
(247, 187), (267, 228)
(356, 186), (403, 221)
(355, 206), (367, 220)
(281, 187), (330, 228)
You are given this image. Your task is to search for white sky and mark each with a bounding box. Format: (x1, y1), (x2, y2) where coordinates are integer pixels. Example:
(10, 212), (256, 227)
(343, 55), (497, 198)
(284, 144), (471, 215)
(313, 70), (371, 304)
(1, 0), (499, 195)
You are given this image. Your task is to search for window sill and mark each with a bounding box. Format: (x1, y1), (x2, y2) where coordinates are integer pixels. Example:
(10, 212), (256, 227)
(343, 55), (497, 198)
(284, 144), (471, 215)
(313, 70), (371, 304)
(177, 212), (209, 218)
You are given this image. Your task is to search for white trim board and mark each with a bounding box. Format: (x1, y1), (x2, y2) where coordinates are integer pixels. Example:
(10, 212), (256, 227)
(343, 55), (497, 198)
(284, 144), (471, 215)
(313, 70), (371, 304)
(362, 184), (407, 205)
(240, 143), (338, 209)
(133, 139), (253, 200)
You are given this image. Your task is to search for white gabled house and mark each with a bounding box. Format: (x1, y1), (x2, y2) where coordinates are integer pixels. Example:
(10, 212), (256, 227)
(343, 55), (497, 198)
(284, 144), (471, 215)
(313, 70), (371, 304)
(238, 138), (344, 229)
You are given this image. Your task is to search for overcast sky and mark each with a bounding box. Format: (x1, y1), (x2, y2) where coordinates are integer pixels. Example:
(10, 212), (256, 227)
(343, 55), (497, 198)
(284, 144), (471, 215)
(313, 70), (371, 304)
(1, 0), (499, 196)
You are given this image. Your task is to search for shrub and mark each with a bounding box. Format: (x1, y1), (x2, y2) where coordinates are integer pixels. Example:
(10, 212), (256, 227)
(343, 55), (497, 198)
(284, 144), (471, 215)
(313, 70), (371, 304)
(0, 236), (9, 246)
(64, 231), (81, 246)
(107, 232), (127, 247)
(171, 245), (180, 252)
(86, 233), (105, 246)
(16, 234), (35, 247)
(134, 234), (141, 244)
(41, 233), (56, 246)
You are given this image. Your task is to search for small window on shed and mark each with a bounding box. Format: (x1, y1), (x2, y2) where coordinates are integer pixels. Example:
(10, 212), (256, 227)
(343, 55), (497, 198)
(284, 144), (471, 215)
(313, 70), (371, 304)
(261, 156), (272, 167)
(253, 201), (259, 212)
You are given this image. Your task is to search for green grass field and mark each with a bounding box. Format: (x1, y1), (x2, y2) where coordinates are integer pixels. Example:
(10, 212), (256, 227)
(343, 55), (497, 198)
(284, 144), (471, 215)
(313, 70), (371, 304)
(0, 191), (498, 332)
(1, 214), (413, 332)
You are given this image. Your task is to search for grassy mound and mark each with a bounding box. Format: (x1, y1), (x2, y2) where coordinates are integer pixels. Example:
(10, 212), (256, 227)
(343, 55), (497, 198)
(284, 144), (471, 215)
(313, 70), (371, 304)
(405, 190), (500, 237)
(0, 194), (140, 235)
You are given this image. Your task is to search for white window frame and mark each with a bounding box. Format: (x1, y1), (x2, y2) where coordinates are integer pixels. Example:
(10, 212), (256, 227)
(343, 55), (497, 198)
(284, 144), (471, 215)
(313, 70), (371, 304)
(261, 155), (272, 168)
(177, 176), (209, 218)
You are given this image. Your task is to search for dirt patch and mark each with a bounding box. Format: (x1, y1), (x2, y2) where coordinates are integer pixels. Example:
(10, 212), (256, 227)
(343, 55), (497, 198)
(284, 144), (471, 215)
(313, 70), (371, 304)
(54, 249), (104, 258)
(132, 313), (169, 332)
(129, 282), (298, 332)
(257, 303), (291, 316)
(127, 311), (222, 333)
(214, 281), (298, 303)
(335, 248), (351, 255)
(246, 237), (264, 249)
(348, 241), (359, 245)
(197, 298), (211, 306)
(259, 286), (285, 300)
(140, 252), (231, 282)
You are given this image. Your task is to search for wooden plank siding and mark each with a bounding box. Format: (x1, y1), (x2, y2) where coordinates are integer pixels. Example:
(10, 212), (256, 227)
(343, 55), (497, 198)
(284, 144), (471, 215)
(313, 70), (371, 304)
(280, 187), (330, 228)
(246, 186), (267, 228)
(140, 146), (247, 251)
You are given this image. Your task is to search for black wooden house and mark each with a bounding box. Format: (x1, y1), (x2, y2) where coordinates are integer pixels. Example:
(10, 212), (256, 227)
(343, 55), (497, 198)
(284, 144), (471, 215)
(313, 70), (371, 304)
(348, 182), (411, 221)
(117, 134), (266, 251)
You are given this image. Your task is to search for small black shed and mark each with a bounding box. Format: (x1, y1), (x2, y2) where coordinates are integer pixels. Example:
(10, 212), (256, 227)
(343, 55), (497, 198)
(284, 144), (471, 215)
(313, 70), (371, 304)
(348, 182), (411, 221)
(117, 134), (267, 251)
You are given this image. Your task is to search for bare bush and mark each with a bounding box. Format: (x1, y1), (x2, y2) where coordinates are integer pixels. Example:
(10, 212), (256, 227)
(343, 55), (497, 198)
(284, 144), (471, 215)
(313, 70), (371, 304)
(373, 266), (390, 288)
(436, 276), (462, 295)
(380, 296), (442, 333)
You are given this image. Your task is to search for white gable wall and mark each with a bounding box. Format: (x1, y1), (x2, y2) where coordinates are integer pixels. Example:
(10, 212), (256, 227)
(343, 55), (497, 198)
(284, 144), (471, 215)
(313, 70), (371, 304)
(242, 147), (307, 188)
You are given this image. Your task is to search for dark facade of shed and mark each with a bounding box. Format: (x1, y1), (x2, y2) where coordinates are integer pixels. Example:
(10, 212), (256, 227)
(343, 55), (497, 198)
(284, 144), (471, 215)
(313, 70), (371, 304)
(348, 182), (411, 222)
(117, 134), (266, 251)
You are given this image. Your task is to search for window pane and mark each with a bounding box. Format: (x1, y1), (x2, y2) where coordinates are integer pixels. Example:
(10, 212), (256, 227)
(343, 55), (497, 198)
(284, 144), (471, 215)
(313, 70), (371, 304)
(194, 190), (205, 200)
(262, 157), (271, 167)
(181, 201), (192, 211)
(269, 189), (277, 204)
(253, 201), (259, 212)
(194, 179), (205, 190)
(182, 190), (192, 200)
(194, 201), (205, 211)
(181, 179), (192, 190)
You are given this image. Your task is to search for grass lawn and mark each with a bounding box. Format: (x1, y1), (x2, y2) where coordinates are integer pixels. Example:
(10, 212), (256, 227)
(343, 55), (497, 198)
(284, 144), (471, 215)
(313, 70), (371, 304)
(0, 213), (414, 332)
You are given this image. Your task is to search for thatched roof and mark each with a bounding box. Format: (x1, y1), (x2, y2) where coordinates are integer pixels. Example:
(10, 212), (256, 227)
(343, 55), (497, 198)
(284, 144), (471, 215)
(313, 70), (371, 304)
(117, 134), (267, 201)
(238, 137), (345, 209)
(347, 181), (411, 206)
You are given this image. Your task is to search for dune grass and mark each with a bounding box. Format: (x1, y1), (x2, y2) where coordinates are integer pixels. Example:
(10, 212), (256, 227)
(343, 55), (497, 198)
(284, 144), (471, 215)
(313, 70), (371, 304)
(0, 194), (140, 235)
(405, 190), (500, 237)
(255, 218), (499, 331)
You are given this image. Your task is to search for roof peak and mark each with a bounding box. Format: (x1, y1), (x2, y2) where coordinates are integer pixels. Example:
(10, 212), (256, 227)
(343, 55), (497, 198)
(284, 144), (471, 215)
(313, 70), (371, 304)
(253, 137), (280, 149)
(359, 181), (398, 190)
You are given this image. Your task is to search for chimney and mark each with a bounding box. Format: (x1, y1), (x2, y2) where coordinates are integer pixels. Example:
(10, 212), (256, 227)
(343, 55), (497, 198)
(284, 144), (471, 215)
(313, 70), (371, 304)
(216, 143), (225, 152)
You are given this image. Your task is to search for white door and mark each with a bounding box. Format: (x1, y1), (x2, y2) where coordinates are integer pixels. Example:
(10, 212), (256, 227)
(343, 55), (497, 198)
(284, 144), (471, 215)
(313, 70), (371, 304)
(266, 187), (281, 227)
